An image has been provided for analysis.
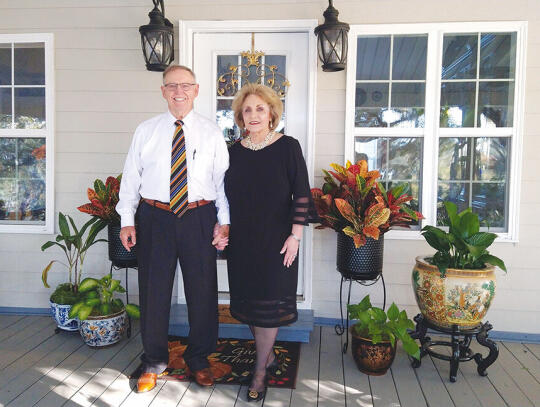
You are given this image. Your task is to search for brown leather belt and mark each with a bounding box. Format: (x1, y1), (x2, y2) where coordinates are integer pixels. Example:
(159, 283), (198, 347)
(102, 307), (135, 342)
(142, 198), (213, 212)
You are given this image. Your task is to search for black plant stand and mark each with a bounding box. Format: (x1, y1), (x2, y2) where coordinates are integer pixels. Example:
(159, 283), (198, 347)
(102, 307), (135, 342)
(109, 263), (137, 338)
(409, 313), (499, 382)
(334, 273), (386, 354)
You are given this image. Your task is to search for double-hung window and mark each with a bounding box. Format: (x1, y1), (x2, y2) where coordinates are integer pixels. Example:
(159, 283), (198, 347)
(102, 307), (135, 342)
(0, 34), (54, 233)
(345, 22), (526, 240)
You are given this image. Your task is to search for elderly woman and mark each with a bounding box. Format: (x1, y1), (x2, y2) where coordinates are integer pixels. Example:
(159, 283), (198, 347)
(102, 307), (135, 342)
(224, 83), (311, 402)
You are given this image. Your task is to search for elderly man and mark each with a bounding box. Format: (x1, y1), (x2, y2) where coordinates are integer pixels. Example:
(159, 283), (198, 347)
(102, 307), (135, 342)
(117, 65), (229, 392)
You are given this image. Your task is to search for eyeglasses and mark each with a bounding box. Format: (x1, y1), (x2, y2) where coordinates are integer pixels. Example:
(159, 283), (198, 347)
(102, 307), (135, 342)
(163, 82), (197, 91)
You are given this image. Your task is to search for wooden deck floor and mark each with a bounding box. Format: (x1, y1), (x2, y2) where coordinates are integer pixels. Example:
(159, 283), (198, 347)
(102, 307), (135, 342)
(0, 315), (539, 407)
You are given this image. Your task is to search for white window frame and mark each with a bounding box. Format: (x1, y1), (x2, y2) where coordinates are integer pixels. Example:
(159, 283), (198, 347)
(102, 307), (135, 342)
(345, 21), (527, 242)
(0, 33), (54, 234)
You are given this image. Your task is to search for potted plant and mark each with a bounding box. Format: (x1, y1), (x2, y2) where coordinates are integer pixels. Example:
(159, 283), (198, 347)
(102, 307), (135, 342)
(413, 201), (507, 328)
(41, 213), (107, 331)
(69, 275), (140, 347)
(78, 174), (137, 267)
(347, 295), (420, 375)
(311, 160), (423, 279)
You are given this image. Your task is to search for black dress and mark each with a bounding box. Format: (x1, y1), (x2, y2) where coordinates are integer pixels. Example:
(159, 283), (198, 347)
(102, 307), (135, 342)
(225, 135), (311, 327)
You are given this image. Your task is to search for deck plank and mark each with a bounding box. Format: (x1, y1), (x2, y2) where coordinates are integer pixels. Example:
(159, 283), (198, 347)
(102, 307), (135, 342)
(317, 326), (346, 406)
(468, 340), (534, 407)
(342, 330), (373, 407)
(0, 316), (36, 343)
(289, 327), (320, 407)
(503, 342), (540, 383)
(119, 379), (167, 406)
(429, 336), (482, 407)
(64, 330), (143, 407)
(89, 349), (142, 407)
(174, 382), (213, 407)
(525, 343), (540, 360)
(148, 380), (190, 407)
(34, 332), (140, 407)
(369, 370), (401, 407)
(452, 338), (507, 407)
(194, 383), (233, 407)
(0, 317), (56, 371)
(412, 350), (455, 407)
(0, 315), (24, 330)
(494, 341), (540, 405)
(0, 331), (83, 405)
(263, 387), (292, 407)
(390, 345), (427, 407)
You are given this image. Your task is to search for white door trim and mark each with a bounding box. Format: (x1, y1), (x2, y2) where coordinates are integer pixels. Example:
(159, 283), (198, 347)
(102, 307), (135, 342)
(179, 19), (318, 310)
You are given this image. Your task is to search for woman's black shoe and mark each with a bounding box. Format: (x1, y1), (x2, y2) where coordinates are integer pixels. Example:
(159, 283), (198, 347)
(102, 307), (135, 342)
(247, 387), (266, 402)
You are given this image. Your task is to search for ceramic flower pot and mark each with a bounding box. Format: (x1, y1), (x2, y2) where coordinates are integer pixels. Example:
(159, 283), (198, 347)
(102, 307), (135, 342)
(350, 327), (396, 375)
(412, 256), (496, 329)
(108, 224), (137, 268)
(336, 233), (384, 280)
(50, 301), (79, 331)
(79, 309), (126, 347)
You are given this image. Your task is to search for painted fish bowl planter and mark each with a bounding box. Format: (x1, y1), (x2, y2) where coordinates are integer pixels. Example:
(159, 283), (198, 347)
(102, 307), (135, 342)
(79, 310), (126, 347)
(50, 302), (79, 331)
(412, 256), (496, 328)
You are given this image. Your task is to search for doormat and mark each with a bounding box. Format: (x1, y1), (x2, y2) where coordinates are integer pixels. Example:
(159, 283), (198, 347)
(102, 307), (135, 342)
(129, 336), (301, 388)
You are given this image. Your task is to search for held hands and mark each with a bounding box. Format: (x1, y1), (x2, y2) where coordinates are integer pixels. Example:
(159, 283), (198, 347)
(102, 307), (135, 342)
(212, 223), (229, 250)
(280, 235), (300, 268)
(120, 226), (137, 252)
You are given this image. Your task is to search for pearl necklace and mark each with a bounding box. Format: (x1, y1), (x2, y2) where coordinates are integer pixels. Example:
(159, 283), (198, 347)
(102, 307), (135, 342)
(244, 131), (276, 151)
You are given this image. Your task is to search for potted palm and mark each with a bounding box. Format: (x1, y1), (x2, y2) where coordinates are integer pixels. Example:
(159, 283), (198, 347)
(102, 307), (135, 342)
(41, 213), (107, 331)
(413, 201), (507, 328)
(69, 275), (140, 347)
(78, 174), (137, 267)
(311, 160), (423, 279)
(348, 295), (420, 375)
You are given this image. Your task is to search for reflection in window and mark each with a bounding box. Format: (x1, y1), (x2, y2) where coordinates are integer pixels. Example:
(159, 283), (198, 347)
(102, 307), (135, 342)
(440, 32), (516, 128)
(437, 137), (509, 230)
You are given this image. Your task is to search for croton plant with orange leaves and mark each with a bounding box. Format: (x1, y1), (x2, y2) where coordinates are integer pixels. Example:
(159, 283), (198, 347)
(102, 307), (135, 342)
(311, 160), (423, 248)
(78, 175), (122, 225)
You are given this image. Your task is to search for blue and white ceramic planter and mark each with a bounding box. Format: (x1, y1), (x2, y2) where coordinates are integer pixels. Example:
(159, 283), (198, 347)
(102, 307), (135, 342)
(50, 301), (79, 331)
(79, 310), (126, 347)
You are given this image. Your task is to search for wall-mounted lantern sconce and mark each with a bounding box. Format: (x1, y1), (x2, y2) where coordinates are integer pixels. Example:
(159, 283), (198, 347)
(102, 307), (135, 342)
(314, 0), (350, 72)
(139, 0), (174, 72)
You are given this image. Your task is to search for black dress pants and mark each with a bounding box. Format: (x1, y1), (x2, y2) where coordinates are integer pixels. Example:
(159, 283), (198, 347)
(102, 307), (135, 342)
(136, 200), (218, 374)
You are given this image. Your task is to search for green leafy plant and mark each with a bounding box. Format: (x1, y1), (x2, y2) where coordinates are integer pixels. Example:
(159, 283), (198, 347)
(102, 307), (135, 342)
(311, 160), (423, 247)
(421, 201), (507, 278)
(69, 275), (140, 320)
(41, 213), (107, 304)
(77, 175), (122, 225)
(348, 295), (420, 360)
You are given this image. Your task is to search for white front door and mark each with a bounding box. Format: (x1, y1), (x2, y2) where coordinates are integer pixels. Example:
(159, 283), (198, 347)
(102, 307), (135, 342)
(192, 31), (310, 298)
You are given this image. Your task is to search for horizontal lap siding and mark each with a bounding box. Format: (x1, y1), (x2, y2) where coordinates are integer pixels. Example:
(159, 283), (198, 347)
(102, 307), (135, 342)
(0, 0), (538, 333)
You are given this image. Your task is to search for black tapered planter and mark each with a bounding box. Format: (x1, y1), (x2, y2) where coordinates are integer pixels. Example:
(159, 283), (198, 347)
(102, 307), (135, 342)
(336, 233), (384, 280)
(108, 224), (137, 268)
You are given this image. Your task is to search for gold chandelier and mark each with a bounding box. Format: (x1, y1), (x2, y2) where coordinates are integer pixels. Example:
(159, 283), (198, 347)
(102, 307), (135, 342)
(217, 33), (291, 97)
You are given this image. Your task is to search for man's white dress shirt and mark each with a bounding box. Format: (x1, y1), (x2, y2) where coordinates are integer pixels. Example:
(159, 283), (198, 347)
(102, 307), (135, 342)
(116, 110), (230, 227)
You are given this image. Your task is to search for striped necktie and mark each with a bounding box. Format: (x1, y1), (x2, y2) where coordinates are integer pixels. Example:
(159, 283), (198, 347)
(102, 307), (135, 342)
(170, 119), (188, 217)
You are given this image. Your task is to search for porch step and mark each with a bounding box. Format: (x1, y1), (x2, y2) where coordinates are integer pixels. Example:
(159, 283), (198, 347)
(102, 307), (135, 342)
(169, 304), (314, 343)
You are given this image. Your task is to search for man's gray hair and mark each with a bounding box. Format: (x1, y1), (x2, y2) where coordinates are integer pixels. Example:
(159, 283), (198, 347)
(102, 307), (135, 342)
(162, 65), (197, 83)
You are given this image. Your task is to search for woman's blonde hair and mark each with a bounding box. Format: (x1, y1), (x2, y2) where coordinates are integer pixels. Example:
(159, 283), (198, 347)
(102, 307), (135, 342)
(231, 83), (283, 131)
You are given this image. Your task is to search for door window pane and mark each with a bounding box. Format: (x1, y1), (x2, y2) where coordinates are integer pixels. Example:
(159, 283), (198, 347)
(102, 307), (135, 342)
(442, 34), (477, 79)
(217, 55), (239, 97)
(14, 87), (45, 129)
(14, 43), (44, 85)
(356, 36), (390, 80)
(392, 35), (427, 80)
(480, 33), (516, 79)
